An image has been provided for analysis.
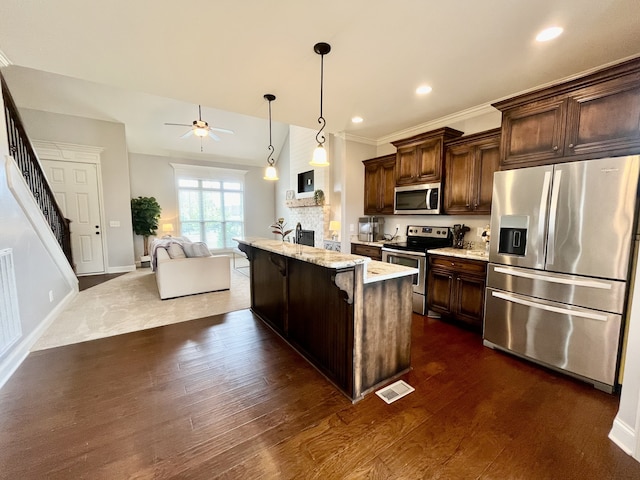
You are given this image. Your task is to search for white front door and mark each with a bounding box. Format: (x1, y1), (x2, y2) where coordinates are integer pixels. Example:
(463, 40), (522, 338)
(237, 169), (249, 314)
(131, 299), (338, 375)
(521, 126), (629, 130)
(41, 160), (105, 275)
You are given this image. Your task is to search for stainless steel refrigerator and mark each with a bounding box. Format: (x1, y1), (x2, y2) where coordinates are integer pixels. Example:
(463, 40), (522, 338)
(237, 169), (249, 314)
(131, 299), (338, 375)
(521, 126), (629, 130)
(484, 155), (640, 393)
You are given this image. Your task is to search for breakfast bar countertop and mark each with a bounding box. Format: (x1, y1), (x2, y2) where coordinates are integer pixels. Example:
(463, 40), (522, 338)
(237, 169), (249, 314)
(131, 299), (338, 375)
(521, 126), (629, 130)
(234, 236), (417, 283)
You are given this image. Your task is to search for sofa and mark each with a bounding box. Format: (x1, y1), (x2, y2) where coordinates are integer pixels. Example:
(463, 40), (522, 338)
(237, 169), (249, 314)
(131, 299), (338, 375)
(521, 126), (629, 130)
(151, 238), (230, 300)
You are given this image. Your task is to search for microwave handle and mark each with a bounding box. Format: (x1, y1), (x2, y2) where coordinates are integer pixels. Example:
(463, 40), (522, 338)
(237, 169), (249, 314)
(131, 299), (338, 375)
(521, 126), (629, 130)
(425, 189), (431, 209)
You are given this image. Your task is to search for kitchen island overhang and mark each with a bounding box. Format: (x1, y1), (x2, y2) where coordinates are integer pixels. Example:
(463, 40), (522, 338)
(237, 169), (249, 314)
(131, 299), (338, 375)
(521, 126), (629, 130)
(234, 237), (418, 402)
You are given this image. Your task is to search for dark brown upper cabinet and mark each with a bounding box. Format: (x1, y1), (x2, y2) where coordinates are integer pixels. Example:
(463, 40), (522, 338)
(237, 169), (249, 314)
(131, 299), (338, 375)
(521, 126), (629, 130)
(392, 127), (464, 185)
(494, 57), (640, 169)
(363, 154), (396, 215)
(444, 129), (501, 215)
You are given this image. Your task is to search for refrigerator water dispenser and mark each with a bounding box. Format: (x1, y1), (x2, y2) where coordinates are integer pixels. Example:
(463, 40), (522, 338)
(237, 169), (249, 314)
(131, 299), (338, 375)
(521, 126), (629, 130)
(498, 215), (529, 256)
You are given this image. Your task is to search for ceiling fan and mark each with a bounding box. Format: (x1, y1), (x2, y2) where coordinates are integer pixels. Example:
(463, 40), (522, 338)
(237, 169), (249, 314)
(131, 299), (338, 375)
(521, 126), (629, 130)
(164, 105), (234, 151)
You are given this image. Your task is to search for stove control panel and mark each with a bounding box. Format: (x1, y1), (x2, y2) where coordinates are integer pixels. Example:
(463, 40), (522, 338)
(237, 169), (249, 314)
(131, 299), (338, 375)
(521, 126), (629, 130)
(406, 225), (450, 238)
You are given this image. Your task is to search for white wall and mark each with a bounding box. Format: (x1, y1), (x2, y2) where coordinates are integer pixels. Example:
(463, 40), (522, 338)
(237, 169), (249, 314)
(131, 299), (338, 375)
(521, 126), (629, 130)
(129, 152), (275, 256)
(0, 91), (75, 388)
(18, 108), (135, 271)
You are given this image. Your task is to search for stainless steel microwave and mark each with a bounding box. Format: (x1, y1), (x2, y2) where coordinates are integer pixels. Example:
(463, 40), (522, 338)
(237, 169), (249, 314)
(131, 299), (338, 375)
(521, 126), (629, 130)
(394, 183), (441, 214)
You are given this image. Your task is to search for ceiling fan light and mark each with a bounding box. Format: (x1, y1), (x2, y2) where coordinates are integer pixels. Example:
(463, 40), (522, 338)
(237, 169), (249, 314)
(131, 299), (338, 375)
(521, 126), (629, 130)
(310, 144), (329, 167)
(264, 165), (279, 181)
(194, 126), (208, 137)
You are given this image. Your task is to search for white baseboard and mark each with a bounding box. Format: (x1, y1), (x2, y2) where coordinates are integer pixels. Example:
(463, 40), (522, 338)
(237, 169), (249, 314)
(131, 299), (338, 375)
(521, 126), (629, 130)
(108, 264), (136, 274)
(0, 288), (77, 390)
(609, 417), (637, 456)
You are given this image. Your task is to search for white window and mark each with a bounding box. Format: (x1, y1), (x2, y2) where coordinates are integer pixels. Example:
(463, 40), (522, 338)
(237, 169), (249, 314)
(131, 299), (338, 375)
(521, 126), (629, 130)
(172, 164), (247, 250)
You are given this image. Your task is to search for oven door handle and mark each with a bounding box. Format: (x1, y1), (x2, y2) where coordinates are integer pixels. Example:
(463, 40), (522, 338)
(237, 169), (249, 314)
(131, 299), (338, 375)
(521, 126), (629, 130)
(381, 247), (426, 257)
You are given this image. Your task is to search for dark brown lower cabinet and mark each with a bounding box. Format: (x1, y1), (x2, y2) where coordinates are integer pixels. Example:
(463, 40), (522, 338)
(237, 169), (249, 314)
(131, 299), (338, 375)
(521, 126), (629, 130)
(239, 242), (413, 402)
(427, 255), (487, 330)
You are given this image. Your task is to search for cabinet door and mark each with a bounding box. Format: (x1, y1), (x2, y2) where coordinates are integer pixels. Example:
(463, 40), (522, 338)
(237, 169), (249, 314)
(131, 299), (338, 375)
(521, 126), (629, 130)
(380, 156), (396, 214)
(395, 146), (418, 185)
(473, 139), (500, 213)
(363, 162), (382, 214)
(444, 144), (474, 214)
(565, 75), (640, 158)
(416, 138), (444, 182)
(501, 98), (567, 168)
(427, 267), (454, 315)
(453, 273), (486, 328)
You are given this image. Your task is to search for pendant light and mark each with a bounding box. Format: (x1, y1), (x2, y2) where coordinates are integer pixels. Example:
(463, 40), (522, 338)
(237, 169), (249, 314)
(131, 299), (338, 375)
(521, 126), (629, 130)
(310, 42), (331, 167)
(263, 93), (278, 181)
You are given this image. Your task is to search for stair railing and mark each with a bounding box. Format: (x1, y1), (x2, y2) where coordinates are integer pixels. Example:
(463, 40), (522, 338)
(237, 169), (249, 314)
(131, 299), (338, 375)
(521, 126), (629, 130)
(1, 73), (73, 270)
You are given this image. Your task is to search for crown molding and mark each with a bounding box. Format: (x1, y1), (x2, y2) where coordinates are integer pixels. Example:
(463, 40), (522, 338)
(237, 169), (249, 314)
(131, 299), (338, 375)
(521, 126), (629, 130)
(377, 103), (498, 145)
(336, 132), (378, 146)
(0, 49), (11, 67)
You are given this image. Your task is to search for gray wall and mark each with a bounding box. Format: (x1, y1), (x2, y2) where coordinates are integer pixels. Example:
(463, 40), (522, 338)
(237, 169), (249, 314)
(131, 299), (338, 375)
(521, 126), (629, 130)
(129, 152), (275, 257)
(18, 108), (135, 270)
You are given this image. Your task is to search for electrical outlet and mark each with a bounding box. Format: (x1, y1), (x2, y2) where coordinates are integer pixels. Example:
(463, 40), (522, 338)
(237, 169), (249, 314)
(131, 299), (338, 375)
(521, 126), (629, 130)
(477, 227), (484, 237)
(396, 224), (401, 231)
(349, 224), (355, 233)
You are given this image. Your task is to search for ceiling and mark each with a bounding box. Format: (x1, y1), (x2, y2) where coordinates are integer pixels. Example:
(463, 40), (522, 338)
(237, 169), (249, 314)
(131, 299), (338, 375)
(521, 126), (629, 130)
(0, 0), (639, 167)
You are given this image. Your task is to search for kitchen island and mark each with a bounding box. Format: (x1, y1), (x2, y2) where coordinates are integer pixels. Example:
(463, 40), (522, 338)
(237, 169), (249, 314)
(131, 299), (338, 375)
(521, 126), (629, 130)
(235, 237), (418, 402)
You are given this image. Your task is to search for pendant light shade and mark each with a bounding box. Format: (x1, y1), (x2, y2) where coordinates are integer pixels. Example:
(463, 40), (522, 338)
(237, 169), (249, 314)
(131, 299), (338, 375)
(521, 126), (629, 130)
(310, 42), (331, 167)
(263, 93), (279, 181)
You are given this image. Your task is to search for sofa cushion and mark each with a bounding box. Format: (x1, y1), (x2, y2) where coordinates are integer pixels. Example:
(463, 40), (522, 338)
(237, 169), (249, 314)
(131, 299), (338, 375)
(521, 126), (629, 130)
(183, 242), (211, 258)
(167, 243), (186, 259)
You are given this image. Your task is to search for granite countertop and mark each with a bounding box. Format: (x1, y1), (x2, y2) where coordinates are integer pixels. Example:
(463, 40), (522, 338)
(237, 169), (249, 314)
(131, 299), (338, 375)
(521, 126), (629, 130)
(427, 246), (489, 262)
(349, 239), (390, 247)
(234, 237), (417, 282)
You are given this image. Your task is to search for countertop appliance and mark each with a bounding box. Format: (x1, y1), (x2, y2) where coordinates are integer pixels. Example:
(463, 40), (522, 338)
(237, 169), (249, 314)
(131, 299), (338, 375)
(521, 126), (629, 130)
(484, 155), (640, 393)
(394, 183), (441, 214)
(358, 216), (384, 242)
(382, 225), (452, 315)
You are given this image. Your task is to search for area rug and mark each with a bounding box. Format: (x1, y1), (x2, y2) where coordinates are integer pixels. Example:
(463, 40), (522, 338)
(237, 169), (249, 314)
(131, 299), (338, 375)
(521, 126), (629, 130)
(31, 263), (251, 351)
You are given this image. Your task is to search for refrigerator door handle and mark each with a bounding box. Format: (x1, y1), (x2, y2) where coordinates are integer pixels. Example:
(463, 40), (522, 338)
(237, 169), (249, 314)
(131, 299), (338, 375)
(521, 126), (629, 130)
(547, 169), (562, 265)
(493, 266), (613, 290)
(537, 171), (552, 267)
(491, 291), (608, 322)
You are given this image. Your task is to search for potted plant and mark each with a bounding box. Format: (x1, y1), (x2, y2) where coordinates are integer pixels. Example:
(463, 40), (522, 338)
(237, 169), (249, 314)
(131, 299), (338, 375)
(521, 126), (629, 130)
(131, 196), (162, 266)
(314, 189), (325, 205)
(270, 218), (294, 242)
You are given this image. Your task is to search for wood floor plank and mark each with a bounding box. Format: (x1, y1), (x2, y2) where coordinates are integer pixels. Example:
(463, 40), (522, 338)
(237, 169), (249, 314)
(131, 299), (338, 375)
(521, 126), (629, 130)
(1, 310), (639, 479)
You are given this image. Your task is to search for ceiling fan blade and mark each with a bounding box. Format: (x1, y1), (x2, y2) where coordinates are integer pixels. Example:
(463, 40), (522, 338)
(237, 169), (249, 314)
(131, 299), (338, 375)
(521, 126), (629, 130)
(208, 131), (221, 141)
(210, 127), (234, 134)
(180, 129), (194, 139)
(165, 122), (192, 127)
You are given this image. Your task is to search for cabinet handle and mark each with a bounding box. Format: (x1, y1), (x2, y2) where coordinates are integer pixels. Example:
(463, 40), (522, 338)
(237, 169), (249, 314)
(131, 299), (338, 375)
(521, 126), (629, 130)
(474, 203), (478, 209)
(568, 143), (574, 148)
(553, 146), (558, 151)
(465, 204), (470, 208)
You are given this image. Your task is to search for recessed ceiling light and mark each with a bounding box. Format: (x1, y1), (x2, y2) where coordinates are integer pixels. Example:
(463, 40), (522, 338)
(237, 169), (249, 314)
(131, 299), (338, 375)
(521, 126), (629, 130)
(416, 85), (433, 95)
(351, 116), (363, 124)
(536, 26), (563, 42)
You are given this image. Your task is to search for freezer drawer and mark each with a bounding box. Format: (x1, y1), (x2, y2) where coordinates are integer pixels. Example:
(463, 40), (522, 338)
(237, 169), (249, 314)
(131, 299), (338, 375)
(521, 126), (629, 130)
(486, 263), (627, 314)
(484, 287), (622, 389)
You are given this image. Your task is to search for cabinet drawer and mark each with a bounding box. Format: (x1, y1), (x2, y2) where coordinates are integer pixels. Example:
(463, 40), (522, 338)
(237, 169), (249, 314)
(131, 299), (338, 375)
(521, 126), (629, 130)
(429, 255), (487, 276)
(351, 243), (382, 260)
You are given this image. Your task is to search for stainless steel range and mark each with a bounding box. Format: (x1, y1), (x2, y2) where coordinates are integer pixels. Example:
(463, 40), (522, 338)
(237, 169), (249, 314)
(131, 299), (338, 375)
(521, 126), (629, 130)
(382, 225), (452, 315)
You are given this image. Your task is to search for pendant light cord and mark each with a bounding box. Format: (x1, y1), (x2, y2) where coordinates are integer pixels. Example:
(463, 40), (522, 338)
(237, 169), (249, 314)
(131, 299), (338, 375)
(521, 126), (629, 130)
(267, 97), (275, 167)
(316, 51), (326, 146)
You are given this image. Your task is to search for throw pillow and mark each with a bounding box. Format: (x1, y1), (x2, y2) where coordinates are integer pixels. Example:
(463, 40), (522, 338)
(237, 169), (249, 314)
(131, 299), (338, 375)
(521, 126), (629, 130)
(167, 243), (186, 259)
(183, 242), (211, 258)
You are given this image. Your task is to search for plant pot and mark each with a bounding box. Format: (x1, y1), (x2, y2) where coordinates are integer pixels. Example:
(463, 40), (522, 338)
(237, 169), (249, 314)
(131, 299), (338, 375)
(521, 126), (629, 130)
(140, 255), (151, 268)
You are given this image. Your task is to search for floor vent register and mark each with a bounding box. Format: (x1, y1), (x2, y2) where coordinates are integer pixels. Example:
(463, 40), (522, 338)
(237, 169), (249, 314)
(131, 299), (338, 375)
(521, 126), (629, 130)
(375, 380), (415, 404)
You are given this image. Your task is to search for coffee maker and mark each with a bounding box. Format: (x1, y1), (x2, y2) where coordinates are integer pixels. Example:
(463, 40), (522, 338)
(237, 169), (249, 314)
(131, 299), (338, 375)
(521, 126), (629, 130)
(358, 216), (384, 242)
(452, 224), (470, 249)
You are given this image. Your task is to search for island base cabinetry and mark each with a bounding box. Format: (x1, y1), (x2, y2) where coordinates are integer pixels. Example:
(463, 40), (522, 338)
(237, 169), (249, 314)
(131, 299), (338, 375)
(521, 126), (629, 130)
(239, 242), (413, 402)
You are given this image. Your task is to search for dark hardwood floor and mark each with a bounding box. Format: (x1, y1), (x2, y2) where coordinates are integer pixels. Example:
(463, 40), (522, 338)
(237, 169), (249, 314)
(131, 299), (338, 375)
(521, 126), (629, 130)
(1, 309), (639, 479)
(78, 272), (127, 291)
